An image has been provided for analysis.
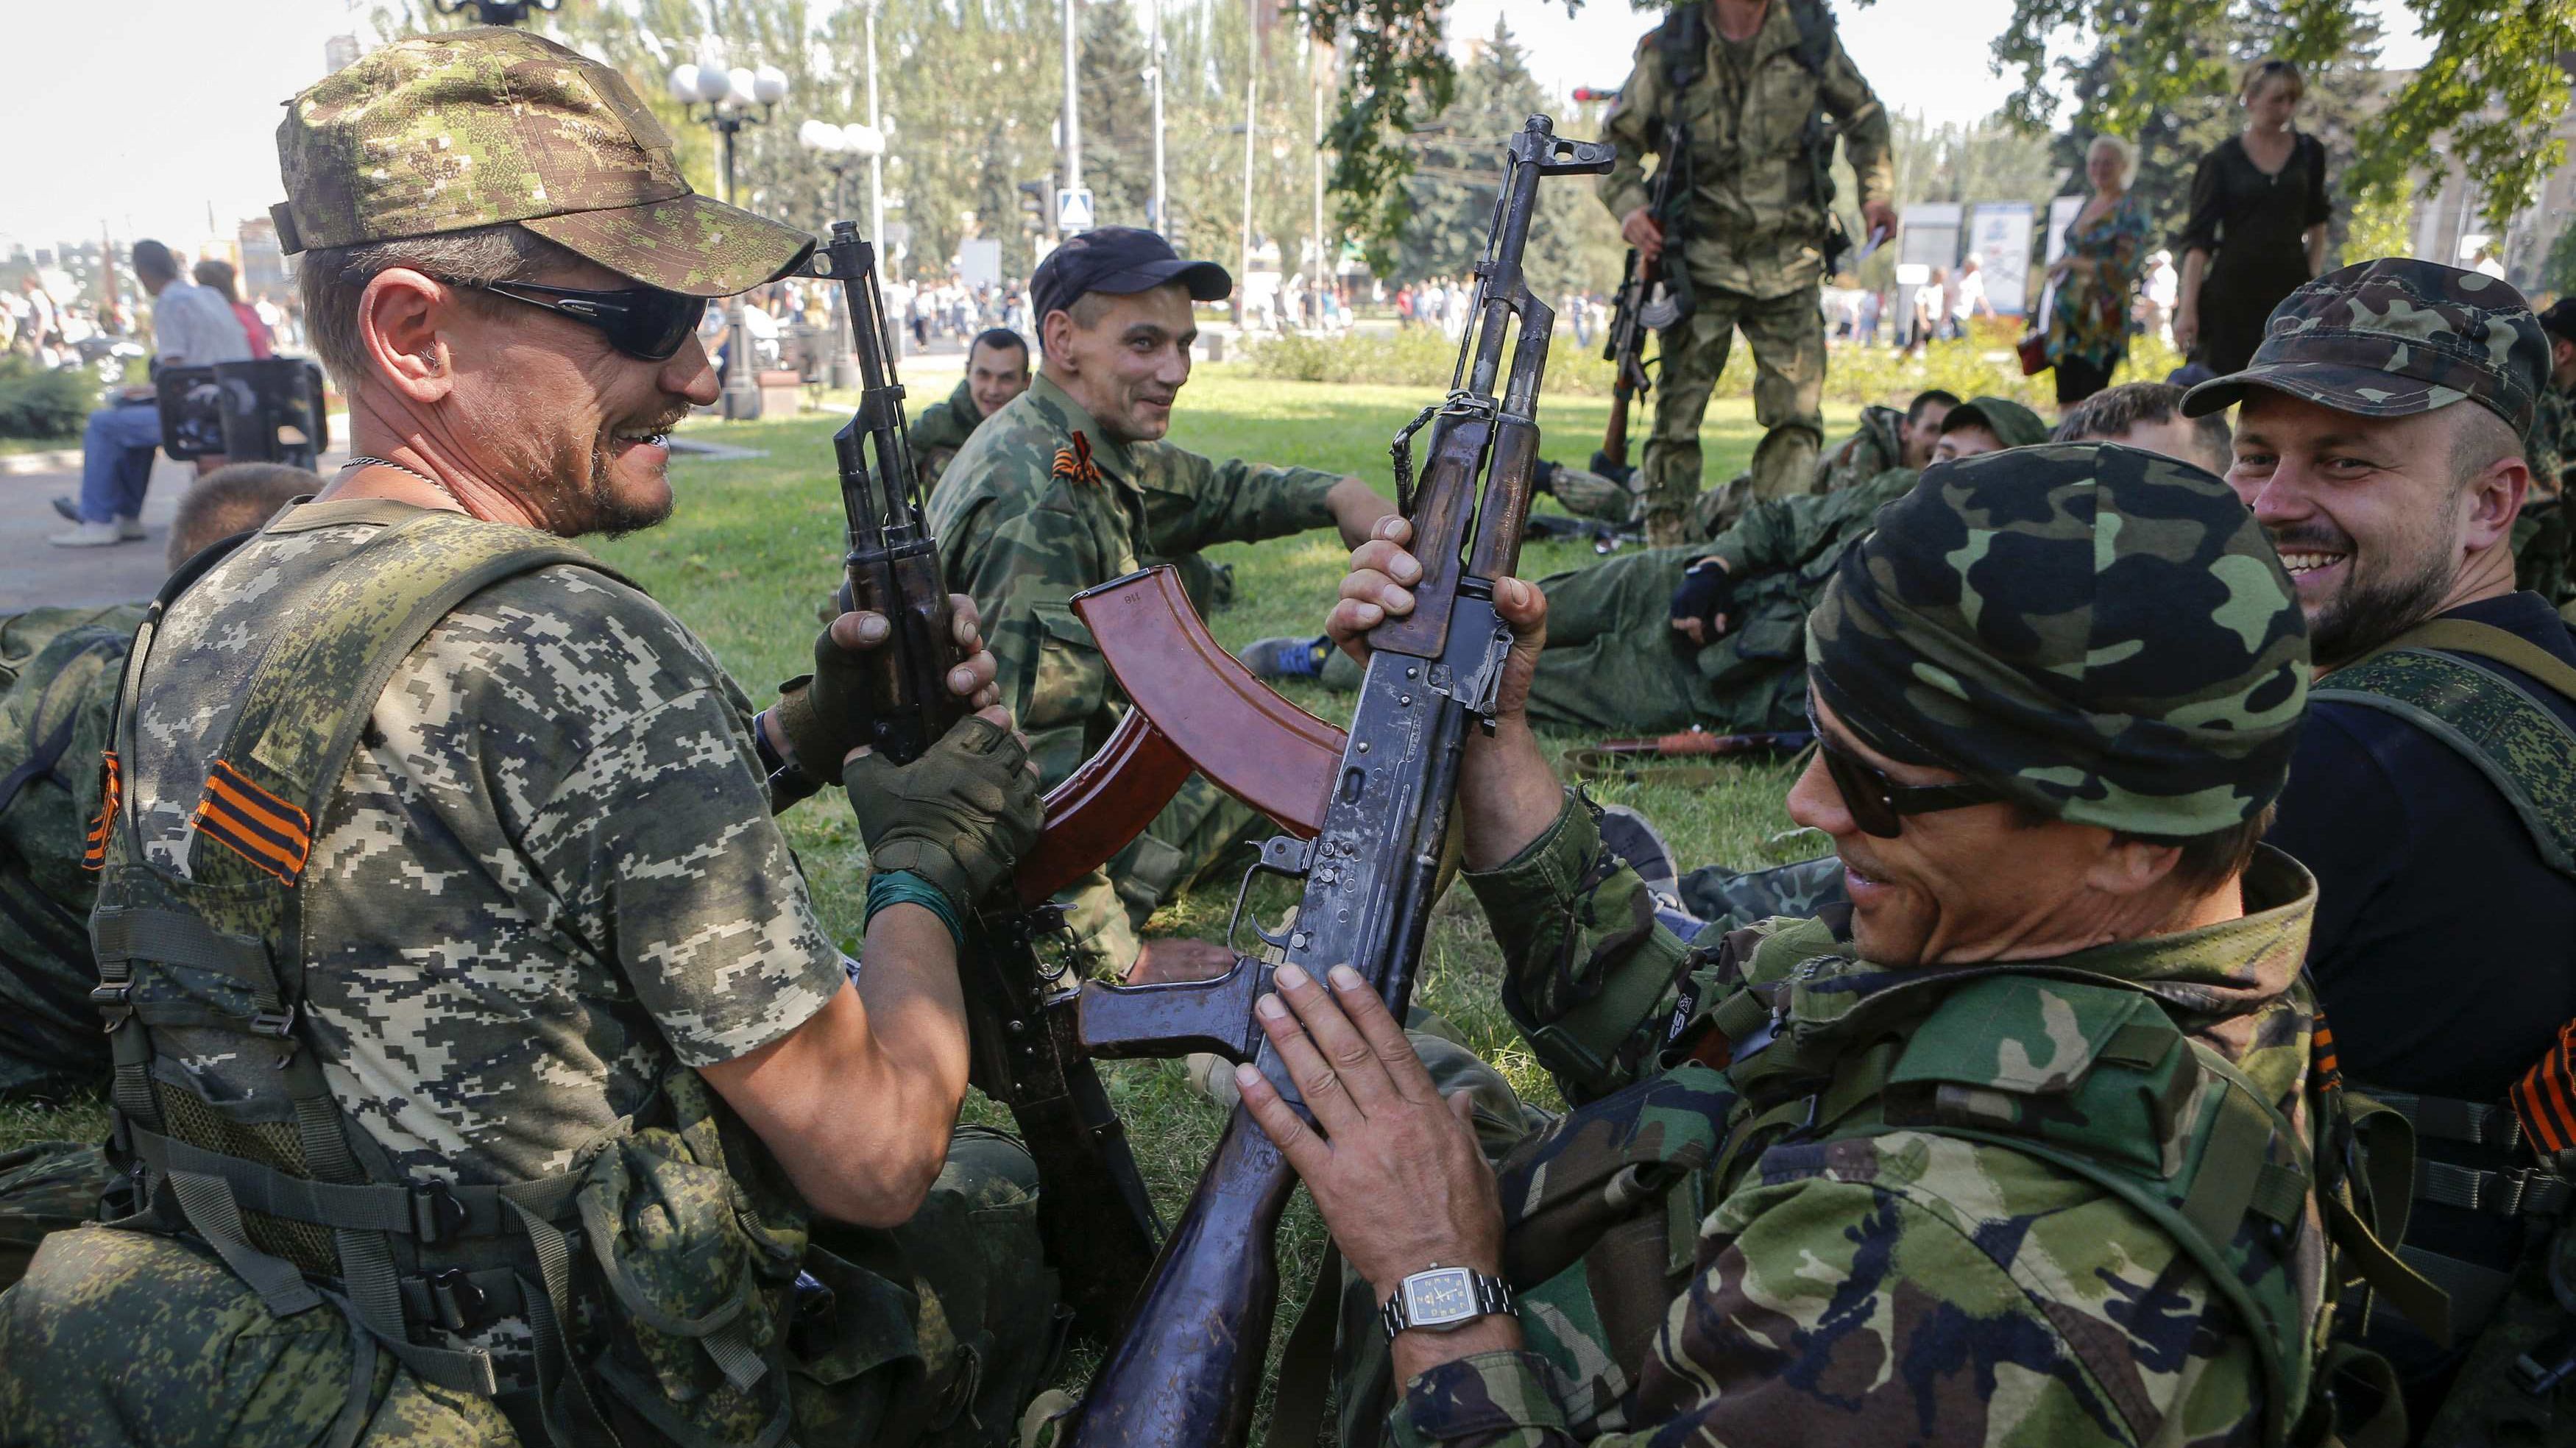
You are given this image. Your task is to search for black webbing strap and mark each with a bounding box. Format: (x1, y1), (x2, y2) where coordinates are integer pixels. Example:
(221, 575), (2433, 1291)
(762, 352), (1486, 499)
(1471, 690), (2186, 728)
(127, 1126), (521, 1243)
(2414, 1159), (2575, 1218)
(1266, 1241), (1347, 1448)
(167, 1166), (323, 1319)
(2363, 1086), (2525, 1151)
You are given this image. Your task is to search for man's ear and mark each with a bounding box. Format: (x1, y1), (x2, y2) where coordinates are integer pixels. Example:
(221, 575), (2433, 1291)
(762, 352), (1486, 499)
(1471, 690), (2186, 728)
(1039, 309), (1076, 370)
(358, 269), (458, 404)
(2084, 833), (2182, 899)
(2462, 450), (2530, 552)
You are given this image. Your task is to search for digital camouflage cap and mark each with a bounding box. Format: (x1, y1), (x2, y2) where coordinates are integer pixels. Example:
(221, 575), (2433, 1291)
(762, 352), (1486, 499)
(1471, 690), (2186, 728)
(272, 26), (813, 297)
(2182, 258), (2548, 436)
(1808, 443), (2309, 837)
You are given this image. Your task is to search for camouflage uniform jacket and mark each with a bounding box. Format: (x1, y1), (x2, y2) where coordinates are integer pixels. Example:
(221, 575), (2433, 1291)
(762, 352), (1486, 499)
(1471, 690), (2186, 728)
(1392, 796), (2326, 1447)
(2517, 386), (2574, 608)
(926, 372), (1345, 785)
(123, 500), (844, 1190)
(1596, 0), (1894, 300)
(0, 603), (147, 1098)
(1688, 464), (1918, 733)
(911, 376), (986, 490)
(1814, 405), (1903, 495)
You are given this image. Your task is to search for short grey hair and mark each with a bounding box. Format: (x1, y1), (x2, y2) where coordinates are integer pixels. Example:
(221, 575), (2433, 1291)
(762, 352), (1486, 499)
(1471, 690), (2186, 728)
(2087, 134), (2137, 190)
(297, 223), (587, 388)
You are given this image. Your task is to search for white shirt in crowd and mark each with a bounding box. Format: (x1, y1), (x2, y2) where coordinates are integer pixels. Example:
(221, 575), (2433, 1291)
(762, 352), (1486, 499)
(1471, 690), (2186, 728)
(152, 280), (253, 367)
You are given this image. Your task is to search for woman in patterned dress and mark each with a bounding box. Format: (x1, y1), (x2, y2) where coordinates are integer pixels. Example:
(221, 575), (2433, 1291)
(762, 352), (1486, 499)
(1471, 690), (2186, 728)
(2044, 133), (2150, 408)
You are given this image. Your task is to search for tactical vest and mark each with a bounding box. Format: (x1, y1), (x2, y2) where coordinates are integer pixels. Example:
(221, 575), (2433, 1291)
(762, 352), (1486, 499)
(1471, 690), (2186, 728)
(1495, 919), (2432, 1448)
(84, 501), (815, 1447)
(1651, 0), (1847, 272)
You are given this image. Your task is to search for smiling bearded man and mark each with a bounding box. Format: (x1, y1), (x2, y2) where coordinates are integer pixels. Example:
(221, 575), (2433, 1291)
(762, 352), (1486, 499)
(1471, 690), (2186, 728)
(2179, 258), (2576, 1433)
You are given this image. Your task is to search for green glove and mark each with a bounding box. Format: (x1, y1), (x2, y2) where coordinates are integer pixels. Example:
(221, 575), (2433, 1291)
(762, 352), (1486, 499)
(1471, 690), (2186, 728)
(774, 612), (884, 781)
(844, 715), (1041, 919)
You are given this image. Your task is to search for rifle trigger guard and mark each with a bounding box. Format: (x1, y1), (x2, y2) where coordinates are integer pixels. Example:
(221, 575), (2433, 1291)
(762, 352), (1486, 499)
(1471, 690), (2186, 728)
(1226, 835), (1315, 956)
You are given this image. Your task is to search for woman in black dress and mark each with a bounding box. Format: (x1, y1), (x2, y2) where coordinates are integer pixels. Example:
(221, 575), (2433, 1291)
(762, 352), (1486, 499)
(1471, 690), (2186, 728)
(2173, 58), (2332, 375)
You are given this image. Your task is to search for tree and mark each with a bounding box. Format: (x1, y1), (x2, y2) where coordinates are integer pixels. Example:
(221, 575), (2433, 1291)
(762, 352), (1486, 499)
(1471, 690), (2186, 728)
(1992, 0), (2575, 231)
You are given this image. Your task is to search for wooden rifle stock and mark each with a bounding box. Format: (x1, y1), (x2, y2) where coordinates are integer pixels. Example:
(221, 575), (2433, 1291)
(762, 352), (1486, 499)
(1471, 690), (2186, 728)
(1061, 116), (1616, 1448)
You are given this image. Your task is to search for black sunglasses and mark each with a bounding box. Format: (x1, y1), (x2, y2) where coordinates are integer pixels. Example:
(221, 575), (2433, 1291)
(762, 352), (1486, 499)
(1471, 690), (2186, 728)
(436, 277), (709, 361)
(1806, 703), (2000, 838)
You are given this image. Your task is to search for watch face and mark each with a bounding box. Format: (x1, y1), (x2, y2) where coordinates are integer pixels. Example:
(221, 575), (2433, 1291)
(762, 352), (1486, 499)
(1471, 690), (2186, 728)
(1404, 1268), (1477, 1327)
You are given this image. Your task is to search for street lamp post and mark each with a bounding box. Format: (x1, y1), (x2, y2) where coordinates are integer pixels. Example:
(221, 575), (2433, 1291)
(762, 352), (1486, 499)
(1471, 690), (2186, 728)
(1237, 0), (1257, 326)
(1146, 0), (1165, 233)
(669, 53), (789, 421)
(801, 120), (885, 390)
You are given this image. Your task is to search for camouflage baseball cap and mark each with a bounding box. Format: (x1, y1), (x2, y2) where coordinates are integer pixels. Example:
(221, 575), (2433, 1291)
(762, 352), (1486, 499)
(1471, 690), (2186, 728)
(1807, 443), (2309, 837)
(272, 27), (813, 297)
(2182, 258), (2548, 436)
(1939, 396), (2050, 449)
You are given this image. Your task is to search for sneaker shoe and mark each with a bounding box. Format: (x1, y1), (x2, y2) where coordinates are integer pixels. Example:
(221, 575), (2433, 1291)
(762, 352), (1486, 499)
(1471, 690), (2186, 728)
(1238, 634), (1330, 681)
(48, 521), (127, 547)
(116, 517), (146, 540)
(1596, 803), (1677, 896)
(49, 496), (79, 522)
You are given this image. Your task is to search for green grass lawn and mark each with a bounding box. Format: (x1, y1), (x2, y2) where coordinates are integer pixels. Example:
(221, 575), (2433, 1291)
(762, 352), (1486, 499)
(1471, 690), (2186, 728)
(2, 367), (1831, 1437)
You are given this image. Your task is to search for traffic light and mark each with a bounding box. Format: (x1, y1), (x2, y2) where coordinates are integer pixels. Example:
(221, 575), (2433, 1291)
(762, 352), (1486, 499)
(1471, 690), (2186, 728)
(1017, 174), (1058, 236)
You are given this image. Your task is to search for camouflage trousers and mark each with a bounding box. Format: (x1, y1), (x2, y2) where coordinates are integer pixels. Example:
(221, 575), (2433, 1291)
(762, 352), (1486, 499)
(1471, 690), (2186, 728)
(0, 901), (110, 1102)
(1642, 284), (1825, 543)
(0, 1126), (1064, 1448)
(1318, 547), (1716, 735)
(1673, 853), (1845, 933)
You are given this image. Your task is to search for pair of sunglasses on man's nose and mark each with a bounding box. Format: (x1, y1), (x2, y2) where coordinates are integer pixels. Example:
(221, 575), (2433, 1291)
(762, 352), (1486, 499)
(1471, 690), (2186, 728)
(433, 277), (710, 361)
(1805, 705), (2000, 838)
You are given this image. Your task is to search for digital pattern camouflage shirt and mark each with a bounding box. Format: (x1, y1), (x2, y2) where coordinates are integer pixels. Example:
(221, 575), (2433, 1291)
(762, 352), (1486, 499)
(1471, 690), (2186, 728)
(1595, 0), (1893, 301)
(925, 370), (1344, 787)
(0, 603), (146, 1099)
(124, 504), (845, 1184)
(911, 376), (986, 490)
(1390, 794), (2326, 1447)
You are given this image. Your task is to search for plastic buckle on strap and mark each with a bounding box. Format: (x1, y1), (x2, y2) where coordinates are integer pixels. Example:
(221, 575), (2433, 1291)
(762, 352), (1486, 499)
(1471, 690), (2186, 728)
(417, 1184), (470, 1246)
(90, 982), (135, 1029)
(428, 1268), (491, 1335)
(248, 1004), (297, 1038)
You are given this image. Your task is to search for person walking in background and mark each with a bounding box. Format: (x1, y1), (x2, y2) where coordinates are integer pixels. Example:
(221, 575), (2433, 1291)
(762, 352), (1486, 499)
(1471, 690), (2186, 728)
(1949, 252), (1991, 336)
(191, 258), (273, 361)
(2044, 134), (2151, 406)
(2173, 57), (2331, 374)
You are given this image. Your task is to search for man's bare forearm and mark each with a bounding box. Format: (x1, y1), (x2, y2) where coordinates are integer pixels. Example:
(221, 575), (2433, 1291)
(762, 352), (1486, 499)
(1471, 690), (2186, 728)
(1328, 475), (1400, 547)
(1459, 717), (1570, 872)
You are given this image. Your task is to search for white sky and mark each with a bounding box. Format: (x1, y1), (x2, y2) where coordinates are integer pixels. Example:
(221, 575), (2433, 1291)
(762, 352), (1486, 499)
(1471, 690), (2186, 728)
(1, 0), (2434, 257)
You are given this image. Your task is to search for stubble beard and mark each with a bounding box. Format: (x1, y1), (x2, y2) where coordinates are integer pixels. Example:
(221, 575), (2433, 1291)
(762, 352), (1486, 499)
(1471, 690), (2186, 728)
(2297, 524), (2459, 669)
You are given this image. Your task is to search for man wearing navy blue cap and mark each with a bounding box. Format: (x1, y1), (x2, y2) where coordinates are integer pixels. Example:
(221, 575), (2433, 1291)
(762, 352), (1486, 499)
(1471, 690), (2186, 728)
(926, 227), (1395, 980)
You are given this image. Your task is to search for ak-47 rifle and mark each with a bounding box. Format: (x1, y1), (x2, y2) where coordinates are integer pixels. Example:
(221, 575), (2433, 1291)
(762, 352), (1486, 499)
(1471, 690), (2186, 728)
(1593, 52), (1696, 486)
(802, 221), (1163, 1338)
(1568, 728), (1813, 783)
(1040, 115), (1617, 1447)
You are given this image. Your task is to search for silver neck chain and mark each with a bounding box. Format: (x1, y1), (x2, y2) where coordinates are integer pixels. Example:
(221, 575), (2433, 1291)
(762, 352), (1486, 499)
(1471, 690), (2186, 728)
(342, 455), (453, 495)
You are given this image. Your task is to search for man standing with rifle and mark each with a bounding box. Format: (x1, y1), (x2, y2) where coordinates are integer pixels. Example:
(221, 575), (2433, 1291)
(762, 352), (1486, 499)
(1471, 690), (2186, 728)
(1599, 0), (1895, 546)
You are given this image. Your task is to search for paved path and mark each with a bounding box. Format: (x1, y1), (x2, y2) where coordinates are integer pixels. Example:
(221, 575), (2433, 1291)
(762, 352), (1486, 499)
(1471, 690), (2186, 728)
(2, 451), (365, 611)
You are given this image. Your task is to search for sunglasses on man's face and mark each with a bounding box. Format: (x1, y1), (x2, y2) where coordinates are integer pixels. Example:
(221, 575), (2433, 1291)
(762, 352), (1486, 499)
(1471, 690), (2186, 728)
(436, 277), (710, 361)
(1806, 705), (2002, 838)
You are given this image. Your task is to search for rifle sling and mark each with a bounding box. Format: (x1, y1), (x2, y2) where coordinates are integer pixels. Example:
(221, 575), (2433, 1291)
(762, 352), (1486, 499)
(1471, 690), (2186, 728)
(1264, 1241), (1345, 1448)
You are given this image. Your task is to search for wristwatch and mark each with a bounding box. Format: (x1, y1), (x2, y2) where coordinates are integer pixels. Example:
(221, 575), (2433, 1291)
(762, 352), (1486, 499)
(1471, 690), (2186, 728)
(1379, 1264), (1515, 1342)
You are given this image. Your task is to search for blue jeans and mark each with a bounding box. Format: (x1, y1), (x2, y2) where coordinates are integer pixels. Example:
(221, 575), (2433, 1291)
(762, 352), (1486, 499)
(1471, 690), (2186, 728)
(79, 402), (162, 524)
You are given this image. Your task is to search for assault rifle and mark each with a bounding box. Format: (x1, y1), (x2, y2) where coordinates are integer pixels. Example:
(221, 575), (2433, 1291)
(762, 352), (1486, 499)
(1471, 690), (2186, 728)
(1053, 115), (1617, 1446)
(803, 221), (1162, 1338)
(1593, 61), (1695, 486)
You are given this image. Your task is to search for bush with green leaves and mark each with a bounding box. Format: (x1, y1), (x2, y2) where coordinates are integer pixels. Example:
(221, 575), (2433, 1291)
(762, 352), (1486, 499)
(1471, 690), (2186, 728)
(0, 357), (93, 440)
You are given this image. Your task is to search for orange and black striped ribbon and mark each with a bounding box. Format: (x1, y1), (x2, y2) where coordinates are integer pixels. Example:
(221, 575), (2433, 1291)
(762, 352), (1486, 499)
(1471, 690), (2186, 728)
(81, 750), (121, 872)
(193, 758), (312, 884)
(2512, 1021), (2576, 1157)
(1051, 433), (1104, 489)
(2310, 1010), (2342, 1093)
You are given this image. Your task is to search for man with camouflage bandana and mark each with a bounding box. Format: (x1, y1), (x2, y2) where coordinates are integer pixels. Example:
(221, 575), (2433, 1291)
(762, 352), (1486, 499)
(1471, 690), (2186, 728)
(927, 226), (1394, 982)
(0, 29), (1060, 1445)
(1234, 441), (2386, 1446)
(2179, 258), (2576, 1433)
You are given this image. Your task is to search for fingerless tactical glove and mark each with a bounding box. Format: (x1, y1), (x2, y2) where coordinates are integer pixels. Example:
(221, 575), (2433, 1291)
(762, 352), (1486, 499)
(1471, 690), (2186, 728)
(774, 613), (885, 785)
(1668, 556), (1733, 637)
(843, 715), (1041, 920)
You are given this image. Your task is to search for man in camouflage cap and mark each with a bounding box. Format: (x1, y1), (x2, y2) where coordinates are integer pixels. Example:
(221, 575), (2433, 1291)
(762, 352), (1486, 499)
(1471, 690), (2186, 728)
(2519, 296), (2576, 606)
(2180, 258), (2576, 1433)
(1230, 441), (2398, 1447)
(927, 225), (1395, 982)
(0, 28), (1063, 1445)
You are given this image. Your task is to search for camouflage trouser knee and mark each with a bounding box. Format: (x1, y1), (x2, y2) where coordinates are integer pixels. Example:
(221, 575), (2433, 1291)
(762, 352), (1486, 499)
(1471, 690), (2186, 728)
(1673, 853), (1845, 932)
(1642, 285), (1826, 536)
(1521, 547), (1712, 734)
(0, 1128), (1063, 1448)
(0, 1140), (115, 1294)
(1058, 774), (1272, 978)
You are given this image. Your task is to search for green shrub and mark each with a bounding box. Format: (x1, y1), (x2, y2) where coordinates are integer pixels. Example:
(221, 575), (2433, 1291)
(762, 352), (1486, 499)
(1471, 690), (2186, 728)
(0, 357), (93, 440)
